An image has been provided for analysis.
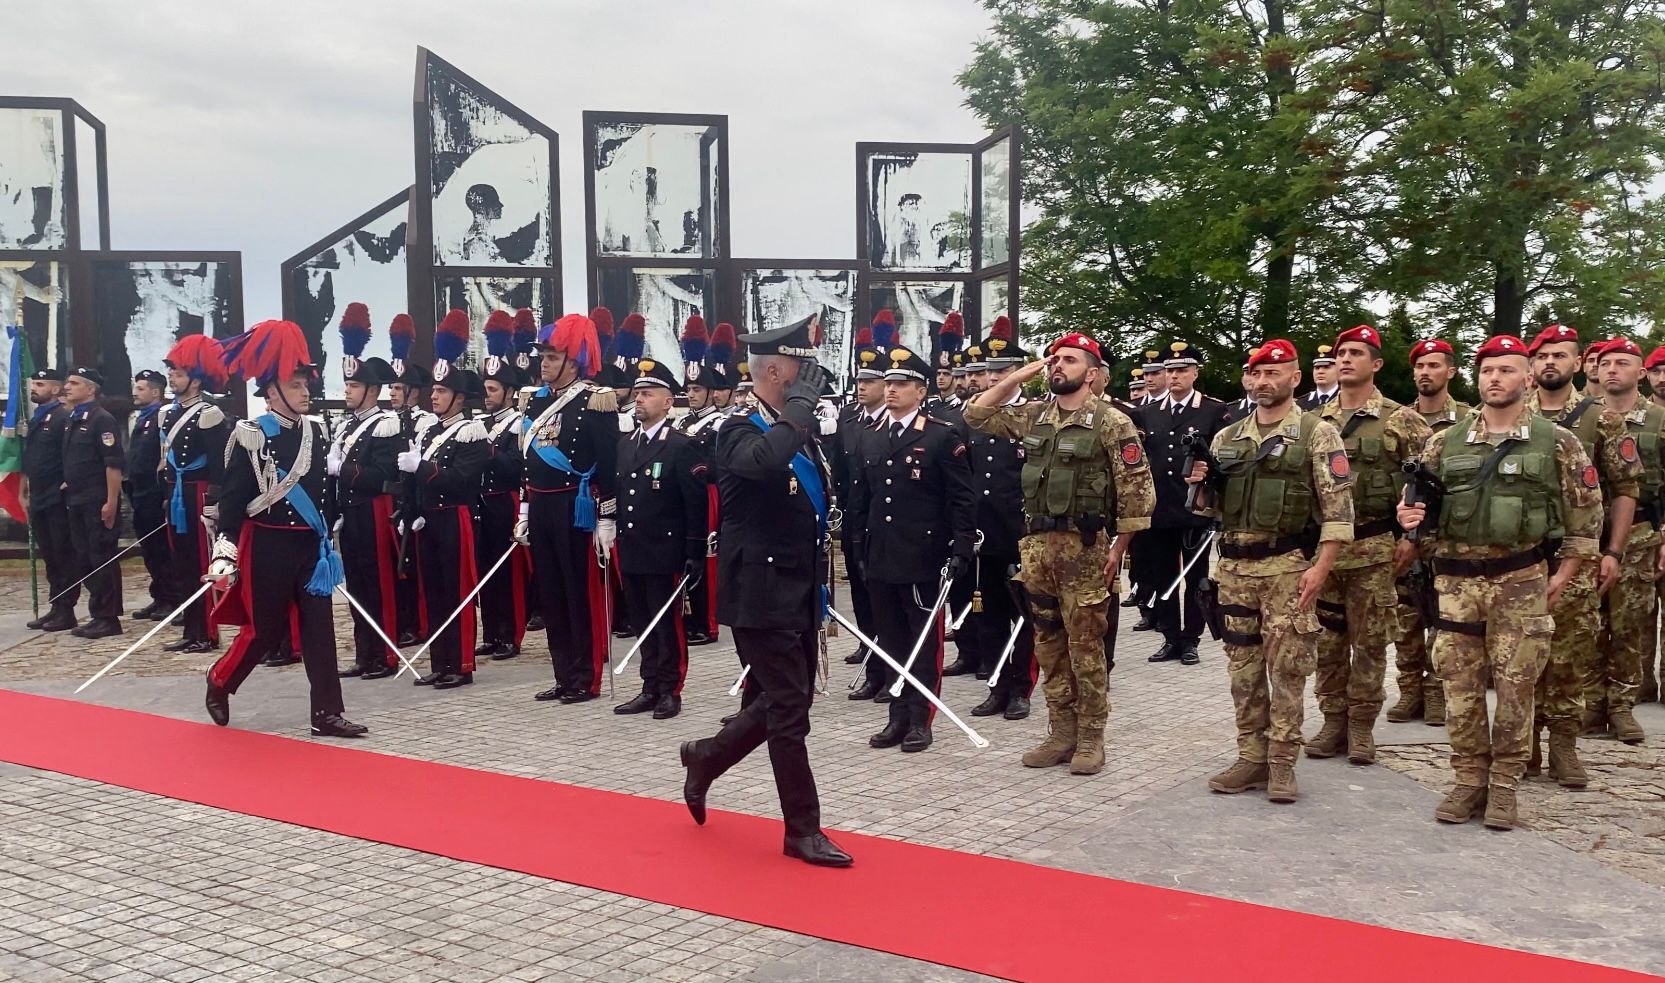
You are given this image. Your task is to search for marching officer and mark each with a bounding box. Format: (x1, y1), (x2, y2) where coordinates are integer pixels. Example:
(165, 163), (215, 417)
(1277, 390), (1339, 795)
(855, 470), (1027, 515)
(1307, 325), (1432, 765)
(328, 342), (403, 680)
(1298, 345), (1338, 409)
(21, 367), (75, 632)
(835, 330), (889, 697)
(1398, 334), (1601, 830)
(964, 333), (1157, 776)
(126, 369), (174, 621)
(613, 358), (710, 720)
(402, 357), (490, 690)
(204, 320), (367, 738)
(1190, 339), (1353, 804)
(848, 346), (978, 753)
(678, 318), (738, 646)
(477, 320), (533, 661)
(59, 367), (126, 638)
(160, 336), (232, 653)
(521, 314), (621, 704)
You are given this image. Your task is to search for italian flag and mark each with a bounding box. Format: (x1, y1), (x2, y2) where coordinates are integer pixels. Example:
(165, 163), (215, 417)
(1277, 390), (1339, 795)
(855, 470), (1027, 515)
(0, 325), (33, 524)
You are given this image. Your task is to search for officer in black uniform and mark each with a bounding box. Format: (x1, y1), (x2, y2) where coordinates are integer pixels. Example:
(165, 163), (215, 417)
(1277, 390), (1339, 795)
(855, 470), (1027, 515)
(476, 345), (531, 660)
(678, 314), (853, 868)
(160, 337), (233, 653)
(1298, 345), (1339, 409)
(329, 355), (403, 679)
(126, 369), (173, 620)
(836, 335), (889, 696)
(613, 359), (709, 720)
(677, 325), (737, 647)
(389, 357), (437, 646)
(848, 347), (978, 753)
(57, 367), (127, 639)
(22, 368), (76, 632)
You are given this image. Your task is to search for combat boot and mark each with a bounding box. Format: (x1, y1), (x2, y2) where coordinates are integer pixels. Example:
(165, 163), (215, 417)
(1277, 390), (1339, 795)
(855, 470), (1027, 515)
(1304, 713), (1346, 759)
(1207, 759), (1269, 794)
(1546, 723), (1588, 789)
(1434, 785), (1487, 824)
(1609, 708), (1645, 745)
(1526, 727), (1543, 778)
(1346, 708), (1377, 765)
(1266, 741), (1299, 803)
(1021, 709), (1076, 768)
(1069, 726), (1105, 775)
(1386, 689), (1423, 723)
(1483, 785), (1517, 830)
(1423, 685), (1446, 727)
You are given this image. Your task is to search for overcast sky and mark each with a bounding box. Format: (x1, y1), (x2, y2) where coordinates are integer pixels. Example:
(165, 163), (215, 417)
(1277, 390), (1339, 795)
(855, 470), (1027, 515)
(4, 0), (995, 323)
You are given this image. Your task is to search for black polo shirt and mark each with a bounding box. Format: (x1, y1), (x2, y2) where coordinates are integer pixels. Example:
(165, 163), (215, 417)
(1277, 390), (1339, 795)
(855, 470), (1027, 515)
(62, 402), (125, 507)
(22, 401), (70, 512)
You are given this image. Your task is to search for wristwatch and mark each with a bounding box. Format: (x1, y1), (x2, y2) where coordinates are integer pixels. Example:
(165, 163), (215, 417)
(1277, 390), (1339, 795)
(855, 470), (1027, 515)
(1602, 547), (1623, 559)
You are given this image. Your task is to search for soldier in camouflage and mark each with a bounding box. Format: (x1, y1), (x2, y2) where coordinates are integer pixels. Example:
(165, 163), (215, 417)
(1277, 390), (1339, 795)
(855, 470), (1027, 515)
(1399, 334), (1602, 830)
(1389, 338), (1472, 726)
(1188, 339), (1352, 804)
(964, 332), (1156, 776)
(1308, 326), (1433, 765)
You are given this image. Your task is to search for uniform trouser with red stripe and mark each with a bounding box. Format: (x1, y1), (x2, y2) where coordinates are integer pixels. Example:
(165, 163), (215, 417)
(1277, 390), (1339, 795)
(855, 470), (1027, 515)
(208, 524), (344, 717)
(963, 553), (1036, 697)
(622, 571), (689, 696)
(529, 489), (606, 694)
(418, 507), (478, 677)
(685, 485), (719, 640)
(477, 491), (528, 648)
(340, 497), (398, 669)
(166, 481), (216, 643)
(868, 579), (946, 728)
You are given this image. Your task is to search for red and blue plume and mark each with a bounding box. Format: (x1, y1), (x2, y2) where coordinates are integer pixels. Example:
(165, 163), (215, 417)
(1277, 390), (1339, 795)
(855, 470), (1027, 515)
(589, 306), (615, 345)
(709, 322), (736, 366)
(163, 334), (230, 390)
(680, 315), (708, 364)
(615, 312), (646, 361)
(435, 309), (470, 364)
(484, 309), (514, 358)
(221, 319), (313, 388)
(512, 308), (537, 353)
(338, 302), (372, 359)
(853, 326), (875, 356)
(540, 314), (601, 378)
(989, 315), (1013, 341)
(388, 313), (415, 362)
(872, 309), (897, 350)
(939, 311), (965, 355)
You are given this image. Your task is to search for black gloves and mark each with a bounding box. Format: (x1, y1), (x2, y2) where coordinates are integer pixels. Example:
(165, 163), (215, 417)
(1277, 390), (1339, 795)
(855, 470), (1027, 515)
(945, 553), (969, 582)
(782, 359), (831, 427)
(682, 557), (705, 588)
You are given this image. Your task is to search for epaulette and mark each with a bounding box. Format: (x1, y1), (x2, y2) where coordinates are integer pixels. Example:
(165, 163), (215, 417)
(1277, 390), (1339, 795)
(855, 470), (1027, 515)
(198, 404), (225, 428)
(226, 418), (266, 467)
(413, 411), (439, 436)
(587, 386), (618, 413)
(371, 414), (402, 439)
(454, 420), (488, 443)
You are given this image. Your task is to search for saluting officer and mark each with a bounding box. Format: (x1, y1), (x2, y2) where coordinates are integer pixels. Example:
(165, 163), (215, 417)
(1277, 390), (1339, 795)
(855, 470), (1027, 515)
(126, 369), (174, 622)
(329, 346), (403, 680)
(59, 367), (126, 639)
(613, 358), (710, 720)
(159, 336), (233, 653)
(848, 346), (977, 753)
(21, 368), (74, 632)
(477, 321), (533, 661)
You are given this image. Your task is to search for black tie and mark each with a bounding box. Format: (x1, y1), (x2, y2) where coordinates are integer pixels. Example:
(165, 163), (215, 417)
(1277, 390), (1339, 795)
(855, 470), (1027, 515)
(890, 422), (904, 440)
(1172, 401), (1182, 416)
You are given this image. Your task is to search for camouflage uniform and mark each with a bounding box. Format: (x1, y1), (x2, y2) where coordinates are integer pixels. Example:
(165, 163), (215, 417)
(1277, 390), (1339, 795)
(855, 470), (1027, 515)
(964, 396), (1156, 773)
(1311, 389), (1433, 761)
(1420, 404), (1601, 799)
(1596, 400), (1663, 740)
(1391, 397), (1470, 723)
(1204, 404), (1354, 798)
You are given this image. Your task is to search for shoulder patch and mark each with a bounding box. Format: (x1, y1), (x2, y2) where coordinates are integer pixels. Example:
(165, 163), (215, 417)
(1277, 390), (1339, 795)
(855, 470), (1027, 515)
(1328, 449), (1351, 480)
(1582, 464), (1599, 489)
(101, 431), (116, 447)
(1619, 434), (1640, 463)
(952, 441), (966, 457)
(1120, 438), (1144, 466)
(198, 404), (225, 428)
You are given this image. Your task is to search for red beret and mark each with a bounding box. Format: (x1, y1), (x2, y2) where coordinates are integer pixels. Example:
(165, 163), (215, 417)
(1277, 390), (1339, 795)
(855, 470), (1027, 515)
(1583, 338), (1611, 360)
(1409, 338), (1454, 365)
(1646, 346), (1665, 370)
(1048, 333), (1102, 361)
(1475, 335), (1528, 366)
(1246, 339), (1298, 369)
(1333, 324), (1381, 350)
(1527, 323), (1578, 354)
(1599, 336), (1643, 360)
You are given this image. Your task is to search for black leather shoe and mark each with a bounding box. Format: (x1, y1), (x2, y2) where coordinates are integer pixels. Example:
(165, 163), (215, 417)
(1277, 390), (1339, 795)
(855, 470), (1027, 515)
(1179, 643), (1201, 666)
(974, 670), (991, 681)
(652, 694), (682, 719)
(971, 691), (1008, 717)
(25, 613), (50, 630)
(205, 673), (229, 727)
(615, 691), (657, 714)
(873, 690), (894, 704)
(525, 615), (545, 632)
(680, 740), (714, 825)
(184, 639), (217, 653)
(39, 613), (77, 633)
(843, 651), (864, 664)
(413, 672), (442, 686)
(1004, 694), (1032, 720)
(338, 666), (366, 679)
(848, 682), (880, 701)
(397, 631), (419, 647)
(261, 652), (299, 668)
(942, 658), (977, 677)
(311, 713), (369, 738)
(474, 641), (504, 658)
(489, 645), (520, 661)
(146, 607), (170, 622)
(1133, 615), (1157, 631)
(534, 685), (566, 701)
(869, 719), (907, 748)
(362, 665), (397, 680)
(163, 637), (198, 652)
(434, 672), (473, 689)
(1148, 641), (1180, 663)
(901, 725), (933, 753)
(783, 832), (853, 868)
(558, 689), (596, 704)
(720, 711), (740, 724)
(1121, 594), (1140, 608)
(612, 628), (634, 639)
(686, 631), (715, 647)
(129, 602), (158, 620)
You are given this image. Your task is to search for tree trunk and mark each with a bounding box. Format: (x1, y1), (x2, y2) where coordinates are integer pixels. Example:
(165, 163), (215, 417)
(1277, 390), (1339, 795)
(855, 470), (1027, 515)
(1492, 262), (1525, 335)
(1261, 248), (1293, 337)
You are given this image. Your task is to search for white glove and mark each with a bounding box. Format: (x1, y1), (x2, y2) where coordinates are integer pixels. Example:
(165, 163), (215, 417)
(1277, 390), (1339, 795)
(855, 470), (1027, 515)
(594, 517), (617, 560)
(396, 520), (406, 536)
(332, 515), (344, 538)
(513, 502), (530, 545)
(412, 516), (427, 532)
(206, 535), (238, 581)
(326, 445), (343, 476)
(818, 414), (838, 437)
(397, 439), (421, 473)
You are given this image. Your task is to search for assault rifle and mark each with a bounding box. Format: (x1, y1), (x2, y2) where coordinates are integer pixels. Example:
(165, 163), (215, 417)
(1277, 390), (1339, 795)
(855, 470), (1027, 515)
(1400, 460), (1445, 626)
(1179, 432), (1220, 512)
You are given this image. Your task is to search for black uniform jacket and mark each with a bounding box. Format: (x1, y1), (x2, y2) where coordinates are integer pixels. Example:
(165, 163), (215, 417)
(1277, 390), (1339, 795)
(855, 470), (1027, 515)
(1138, 389), (1227, 530)
(848, 412), (978, 585)
(615, 422), (710, 576)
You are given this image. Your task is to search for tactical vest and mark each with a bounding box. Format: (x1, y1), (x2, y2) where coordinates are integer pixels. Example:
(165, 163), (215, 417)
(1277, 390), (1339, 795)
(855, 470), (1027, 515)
(1435, 416), (1564, 547)
(1019, 408), (1116, 521)
(1329, 399), (1403, 523)
(1539, 396), (1600, 462)
(1214, 413), (1322, 537)
(1421, 400), (1471, 433)
(1624, 403), (1665, 519)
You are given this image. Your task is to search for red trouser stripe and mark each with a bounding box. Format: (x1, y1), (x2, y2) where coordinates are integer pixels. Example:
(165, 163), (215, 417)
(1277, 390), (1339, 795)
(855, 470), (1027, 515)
(207, 523), (258, 690)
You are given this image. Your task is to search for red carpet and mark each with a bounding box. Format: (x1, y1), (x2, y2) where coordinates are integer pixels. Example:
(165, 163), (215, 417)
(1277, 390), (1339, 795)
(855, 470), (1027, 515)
(0, 689), (1652, 983)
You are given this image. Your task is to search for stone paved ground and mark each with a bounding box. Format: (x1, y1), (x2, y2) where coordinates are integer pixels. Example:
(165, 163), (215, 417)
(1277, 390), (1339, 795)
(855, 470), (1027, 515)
(2, 567), (1664, 981)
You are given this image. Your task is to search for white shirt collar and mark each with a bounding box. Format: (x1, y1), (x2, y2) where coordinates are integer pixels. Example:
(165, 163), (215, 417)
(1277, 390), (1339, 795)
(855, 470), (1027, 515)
(639, 418), (668, 442)
(886, 409), (920, 432)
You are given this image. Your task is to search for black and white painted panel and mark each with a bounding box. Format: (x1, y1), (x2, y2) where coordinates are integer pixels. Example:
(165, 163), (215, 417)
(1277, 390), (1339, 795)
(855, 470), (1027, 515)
(431, 275), (553, 370)
(0, 108), (67, 251)
(867, 280), (966, 361)
(979, 276), (1010, 334)
(863, 151), (972, 273)
(741, 268), (857, 382)
(596, 266), (715, 379)
(979, 136), (1011, 270)
(592, 122), (722, 260)
(425, 62), (553, 269)
(288, 193), (410, 397)
(0, 260), (70, 397)
(90, 260), (236, 393)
